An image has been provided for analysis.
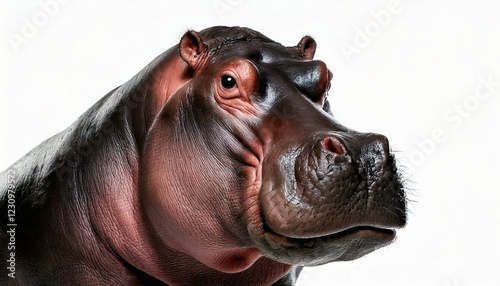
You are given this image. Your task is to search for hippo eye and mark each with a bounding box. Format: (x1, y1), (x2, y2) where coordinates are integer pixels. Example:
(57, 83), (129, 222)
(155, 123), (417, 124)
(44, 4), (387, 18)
(221, 75), (236, 89)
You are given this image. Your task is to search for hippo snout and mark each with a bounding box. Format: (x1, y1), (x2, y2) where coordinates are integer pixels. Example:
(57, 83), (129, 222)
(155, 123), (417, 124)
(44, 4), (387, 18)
(257, 132), (406, 264)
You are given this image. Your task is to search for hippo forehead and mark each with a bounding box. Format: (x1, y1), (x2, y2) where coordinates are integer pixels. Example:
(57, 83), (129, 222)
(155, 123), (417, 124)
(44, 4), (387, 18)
(198, 26), (305, 63)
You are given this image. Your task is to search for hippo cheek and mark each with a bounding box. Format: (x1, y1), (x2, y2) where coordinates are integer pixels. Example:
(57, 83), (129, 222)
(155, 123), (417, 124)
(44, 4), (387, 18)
(248, 134), (406, 266)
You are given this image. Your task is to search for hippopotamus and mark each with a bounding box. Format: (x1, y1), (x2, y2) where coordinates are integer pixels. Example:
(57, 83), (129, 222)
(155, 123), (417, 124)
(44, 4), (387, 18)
(0, 26), (406, 285)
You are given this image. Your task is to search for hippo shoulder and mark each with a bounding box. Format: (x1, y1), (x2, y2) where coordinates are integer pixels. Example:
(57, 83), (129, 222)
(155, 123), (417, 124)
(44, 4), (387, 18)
(0, 86), (124, 230)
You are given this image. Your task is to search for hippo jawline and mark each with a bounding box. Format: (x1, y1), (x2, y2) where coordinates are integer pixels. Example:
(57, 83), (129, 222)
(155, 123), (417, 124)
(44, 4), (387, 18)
(254, 142), (406, 266)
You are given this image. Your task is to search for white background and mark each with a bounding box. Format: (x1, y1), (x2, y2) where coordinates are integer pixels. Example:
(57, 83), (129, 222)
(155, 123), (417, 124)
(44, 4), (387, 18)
(1, 1), (499, 285)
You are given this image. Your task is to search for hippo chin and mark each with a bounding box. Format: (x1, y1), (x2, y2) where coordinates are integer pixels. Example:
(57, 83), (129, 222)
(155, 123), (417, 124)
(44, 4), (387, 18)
(0, 26), (406, 285)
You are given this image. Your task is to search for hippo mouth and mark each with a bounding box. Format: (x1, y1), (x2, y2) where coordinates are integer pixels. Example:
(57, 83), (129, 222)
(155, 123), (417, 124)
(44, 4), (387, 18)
(263, 223), (396, 248)
(254, 210), (398, 266)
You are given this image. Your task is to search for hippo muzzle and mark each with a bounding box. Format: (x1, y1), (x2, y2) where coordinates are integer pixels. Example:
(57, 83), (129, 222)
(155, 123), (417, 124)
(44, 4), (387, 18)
(257, 132), (405, 265)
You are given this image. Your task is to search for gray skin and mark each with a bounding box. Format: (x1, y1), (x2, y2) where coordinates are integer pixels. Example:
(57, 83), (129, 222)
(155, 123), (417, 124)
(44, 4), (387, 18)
(0, 26), (406, 285)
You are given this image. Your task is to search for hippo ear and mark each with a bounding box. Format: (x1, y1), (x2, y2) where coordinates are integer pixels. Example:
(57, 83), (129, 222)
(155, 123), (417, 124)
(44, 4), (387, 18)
(297, 36), (316, 60)
(179, 30), (207, 69)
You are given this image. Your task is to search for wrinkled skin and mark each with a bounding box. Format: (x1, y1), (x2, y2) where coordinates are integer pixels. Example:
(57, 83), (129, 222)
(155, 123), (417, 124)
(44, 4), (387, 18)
(0, 26), (406, 285)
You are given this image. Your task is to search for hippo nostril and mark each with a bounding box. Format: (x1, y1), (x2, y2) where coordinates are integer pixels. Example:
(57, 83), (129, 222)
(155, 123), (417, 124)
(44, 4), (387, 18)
(322, 137), (346, 155)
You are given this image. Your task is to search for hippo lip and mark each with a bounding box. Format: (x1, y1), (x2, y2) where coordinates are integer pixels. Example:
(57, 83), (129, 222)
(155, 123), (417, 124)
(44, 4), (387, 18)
(257, 222), (398, 265)
(262, 222), (396, 249)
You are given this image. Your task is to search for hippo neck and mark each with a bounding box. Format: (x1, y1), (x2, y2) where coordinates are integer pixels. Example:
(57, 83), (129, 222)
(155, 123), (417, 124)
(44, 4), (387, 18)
(0, 46), (194, 283)
(110, 46), (192, 149)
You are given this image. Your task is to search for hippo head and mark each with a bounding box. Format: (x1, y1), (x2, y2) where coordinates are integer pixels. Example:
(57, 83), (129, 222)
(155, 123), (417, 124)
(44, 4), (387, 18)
(141, 26), (406, 273)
